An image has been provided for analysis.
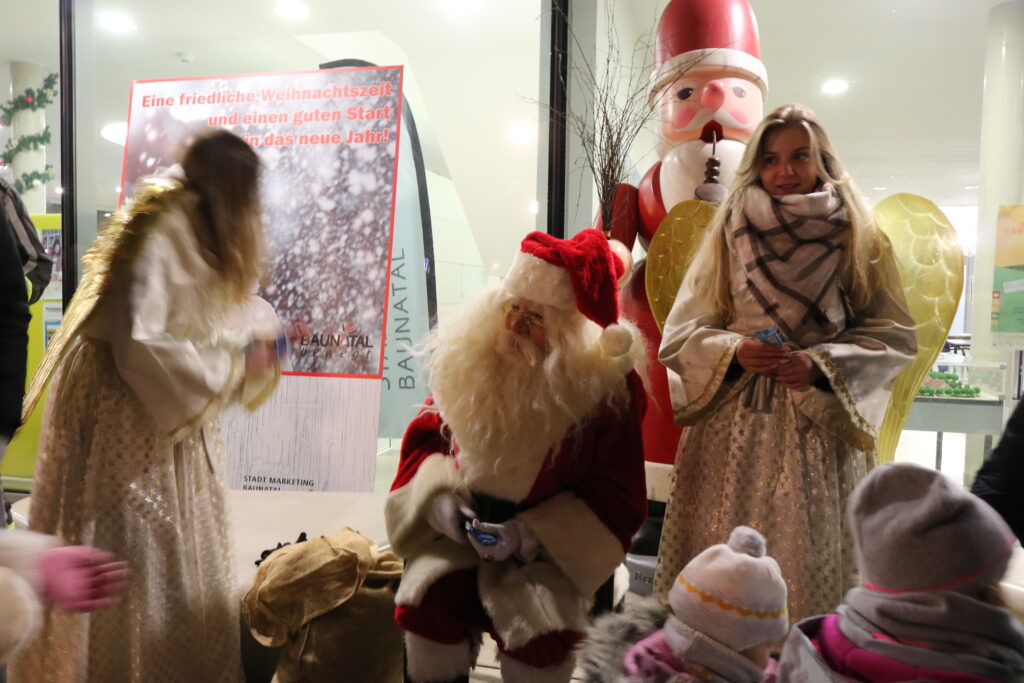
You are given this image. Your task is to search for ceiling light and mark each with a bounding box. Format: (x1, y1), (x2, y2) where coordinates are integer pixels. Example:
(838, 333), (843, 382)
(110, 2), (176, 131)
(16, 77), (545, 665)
(100, 122), (128, 146)
(275, 0), (309, 20)
(821, 78), (849, 95)
(115, 186), (122, 193)
(55, 187), (63, 194)
(964, 185), (980, 190)
(529, 199), (539, 215)
(509, 121), (536, 145)
(872, 186), (887, 191)
(98, 11), (137, 33)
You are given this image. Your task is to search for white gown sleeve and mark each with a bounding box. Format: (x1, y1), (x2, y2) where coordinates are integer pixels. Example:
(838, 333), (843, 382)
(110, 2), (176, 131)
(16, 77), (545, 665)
(659, 278), (746, 425)
(107, 215), (245, 440)
(799, 244), (918, 450)
(226, 293), (282, 410)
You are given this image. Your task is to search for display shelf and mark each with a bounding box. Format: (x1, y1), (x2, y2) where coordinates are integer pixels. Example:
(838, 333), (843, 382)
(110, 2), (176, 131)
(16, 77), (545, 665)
(904, 390), (1005, 435)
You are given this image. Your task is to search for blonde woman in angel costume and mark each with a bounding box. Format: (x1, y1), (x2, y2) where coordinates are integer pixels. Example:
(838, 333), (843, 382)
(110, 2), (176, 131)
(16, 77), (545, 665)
(11, 130), (281, 683)
(654, 104), (917, 623)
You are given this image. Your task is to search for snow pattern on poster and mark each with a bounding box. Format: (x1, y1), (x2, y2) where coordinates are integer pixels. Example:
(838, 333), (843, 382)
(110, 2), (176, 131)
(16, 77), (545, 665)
(120, 67), (403, 490)
(122, 67), (403, 376)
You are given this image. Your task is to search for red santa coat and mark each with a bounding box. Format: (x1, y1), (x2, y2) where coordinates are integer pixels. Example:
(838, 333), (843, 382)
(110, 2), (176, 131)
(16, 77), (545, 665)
(385, 372), (648, 651)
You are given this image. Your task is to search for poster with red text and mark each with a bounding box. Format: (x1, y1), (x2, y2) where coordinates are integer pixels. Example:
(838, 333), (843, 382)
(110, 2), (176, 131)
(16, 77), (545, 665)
(123, 66), (402, 377)
(121, 66), (403, 491)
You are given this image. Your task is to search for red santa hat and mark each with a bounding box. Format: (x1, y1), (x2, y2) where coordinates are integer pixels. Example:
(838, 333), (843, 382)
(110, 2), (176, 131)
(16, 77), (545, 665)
(648, 0), (768, 107)
(503, 228), (634, 357)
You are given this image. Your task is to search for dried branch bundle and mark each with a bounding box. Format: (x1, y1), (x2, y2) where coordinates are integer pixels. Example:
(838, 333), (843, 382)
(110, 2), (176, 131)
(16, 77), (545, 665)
(556, 4), (700, 231)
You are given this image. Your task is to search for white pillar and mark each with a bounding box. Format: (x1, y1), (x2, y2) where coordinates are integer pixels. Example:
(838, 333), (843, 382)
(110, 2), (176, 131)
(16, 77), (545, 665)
(10, 60), (47, 213)
(969, 0), (1024, 476)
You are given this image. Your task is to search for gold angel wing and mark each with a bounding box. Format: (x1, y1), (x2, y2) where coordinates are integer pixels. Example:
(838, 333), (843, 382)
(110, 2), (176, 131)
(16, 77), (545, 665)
(646, 199), (718, 330)
(19, 178), (183, 427)
(874, 194), (964, 463)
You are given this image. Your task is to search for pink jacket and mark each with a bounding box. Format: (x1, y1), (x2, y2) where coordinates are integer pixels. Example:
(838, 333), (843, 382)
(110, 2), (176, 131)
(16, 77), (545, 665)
(777, 615), (1013, 683)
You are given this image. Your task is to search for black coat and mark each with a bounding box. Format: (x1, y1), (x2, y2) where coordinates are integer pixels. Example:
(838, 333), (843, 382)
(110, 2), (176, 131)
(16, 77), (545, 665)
(0, 198), (29, 442)
(971, 399), (1024, 541)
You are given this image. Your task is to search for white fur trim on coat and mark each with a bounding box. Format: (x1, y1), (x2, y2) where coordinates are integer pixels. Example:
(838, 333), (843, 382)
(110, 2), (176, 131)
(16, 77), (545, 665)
(479, 558), (591, 651)
(386, 453), (481, 609)
(649, 48), (769, 107)
(0, 567), (44, 662)
(384, 453), (464, 560)
(0, 530), (59, 595)
(517, 492), (625, 596)
(503, 252), (577, 311)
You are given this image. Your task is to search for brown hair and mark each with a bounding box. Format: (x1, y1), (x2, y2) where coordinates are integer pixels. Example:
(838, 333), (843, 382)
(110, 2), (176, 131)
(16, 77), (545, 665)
(181, 129), (264, 302)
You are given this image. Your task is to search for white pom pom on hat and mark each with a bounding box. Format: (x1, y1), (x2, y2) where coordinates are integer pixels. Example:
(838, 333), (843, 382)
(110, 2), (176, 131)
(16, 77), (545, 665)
(600, 323), (633, 357)
(728, 525), (767, 558)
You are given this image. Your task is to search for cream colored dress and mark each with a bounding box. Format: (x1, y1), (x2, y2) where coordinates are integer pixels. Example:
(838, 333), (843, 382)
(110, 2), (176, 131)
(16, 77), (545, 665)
(10, 200), (278, 683)
(654, 195), (917, 623)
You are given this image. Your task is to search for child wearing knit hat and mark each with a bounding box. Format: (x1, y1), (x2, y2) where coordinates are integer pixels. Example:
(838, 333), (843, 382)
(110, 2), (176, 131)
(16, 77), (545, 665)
(776, 462), (1024, 682)
(578, 526), (788, 683)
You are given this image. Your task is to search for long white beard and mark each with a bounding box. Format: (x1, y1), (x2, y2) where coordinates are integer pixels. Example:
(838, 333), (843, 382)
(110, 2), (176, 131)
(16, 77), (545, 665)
(422, 285), (633, 500)
(659, 138), (746, 210)
(495, 329), (544, 367)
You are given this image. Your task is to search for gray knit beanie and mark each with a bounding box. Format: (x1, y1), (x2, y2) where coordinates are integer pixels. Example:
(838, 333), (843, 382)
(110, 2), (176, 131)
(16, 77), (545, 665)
(667, 526), (788, 652)
(849, 463), (1014, 596)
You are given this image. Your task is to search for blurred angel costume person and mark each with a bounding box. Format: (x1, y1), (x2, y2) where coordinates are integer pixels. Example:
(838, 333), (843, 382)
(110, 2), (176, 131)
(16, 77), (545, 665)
(11, 130), (282, 683)
(386, 229), (649, 683)
(654, 105), (917, 622)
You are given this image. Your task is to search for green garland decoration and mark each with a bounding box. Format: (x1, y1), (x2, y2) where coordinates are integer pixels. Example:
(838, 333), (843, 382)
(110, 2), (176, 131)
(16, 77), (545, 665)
(0, 72), (58, 126)
(14, 166), (55, 195)
(1, 73), (59, 193)
(1, 129), (51, 165)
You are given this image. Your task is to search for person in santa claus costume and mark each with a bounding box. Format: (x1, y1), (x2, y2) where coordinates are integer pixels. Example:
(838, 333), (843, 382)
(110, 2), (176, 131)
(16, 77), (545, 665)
(608, 0), (769, 484)
(385, 229), (648, 683)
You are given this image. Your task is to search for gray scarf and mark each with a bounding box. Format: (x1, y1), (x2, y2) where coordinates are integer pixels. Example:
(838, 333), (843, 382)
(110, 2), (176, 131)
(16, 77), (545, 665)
(730, 183), (851, 347)
(840, 586), (1024, 680)
(662, 616), (765, 683)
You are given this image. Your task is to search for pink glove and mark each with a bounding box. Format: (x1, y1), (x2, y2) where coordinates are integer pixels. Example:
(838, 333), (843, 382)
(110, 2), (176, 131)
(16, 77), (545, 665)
(623, 630), (684, 681)
(34, 546), (130, 613)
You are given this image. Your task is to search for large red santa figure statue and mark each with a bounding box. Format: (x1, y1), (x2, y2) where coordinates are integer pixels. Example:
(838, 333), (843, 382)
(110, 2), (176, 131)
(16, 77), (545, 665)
(385, 229), (648, 683)
(608, 0), (767, 484)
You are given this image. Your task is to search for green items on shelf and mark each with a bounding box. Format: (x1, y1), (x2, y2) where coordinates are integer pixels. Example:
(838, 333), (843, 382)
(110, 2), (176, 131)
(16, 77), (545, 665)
(917, 371), (982, 398)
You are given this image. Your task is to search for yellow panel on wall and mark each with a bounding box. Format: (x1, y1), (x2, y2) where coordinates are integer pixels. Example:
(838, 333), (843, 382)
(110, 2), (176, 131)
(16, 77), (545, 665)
(2, 213), (61, 489)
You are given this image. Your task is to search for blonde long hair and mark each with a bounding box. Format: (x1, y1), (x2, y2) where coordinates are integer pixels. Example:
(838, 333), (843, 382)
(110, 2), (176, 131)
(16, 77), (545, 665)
(685, 103), (889, 320)
(180, 129), (264, 303)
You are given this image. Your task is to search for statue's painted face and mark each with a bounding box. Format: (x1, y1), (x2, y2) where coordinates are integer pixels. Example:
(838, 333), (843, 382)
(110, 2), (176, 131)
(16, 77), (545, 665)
(657, 67), (763, 146)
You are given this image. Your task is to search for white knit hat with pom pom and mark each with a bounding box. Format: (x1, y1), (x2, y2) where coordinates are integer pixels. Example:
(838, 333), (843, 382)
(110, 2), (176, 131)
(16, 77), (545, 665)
(667, 526), (788, 652)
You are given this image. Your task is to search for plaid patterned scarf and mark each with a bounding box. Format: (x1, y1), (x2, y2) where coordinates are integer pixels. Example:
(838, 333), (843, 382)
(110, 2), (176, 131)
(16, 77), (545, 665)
(731, 183), (852, 346)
